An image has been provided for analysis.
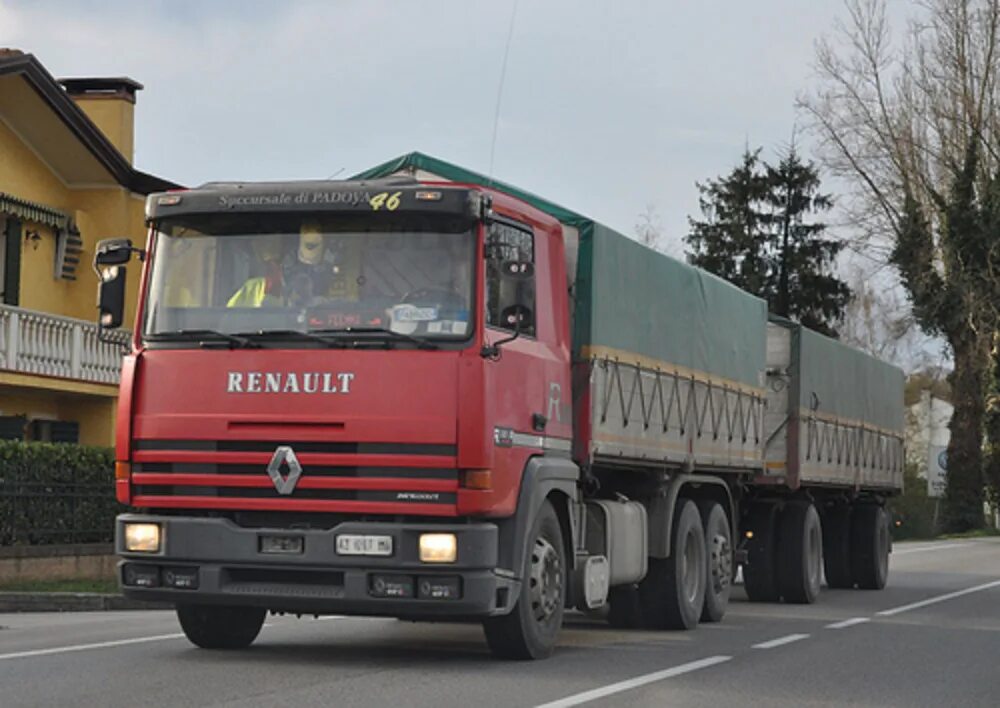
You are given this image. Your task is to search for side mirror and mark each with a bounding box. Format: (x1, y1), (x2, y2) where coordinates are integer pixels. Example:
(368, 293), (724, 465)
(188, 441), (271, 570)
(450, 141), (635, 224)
(97, 265), (127, 329)
(500, 303), (533, 331)
(501, 260), (533, 279)
(95, 238), (140, 266)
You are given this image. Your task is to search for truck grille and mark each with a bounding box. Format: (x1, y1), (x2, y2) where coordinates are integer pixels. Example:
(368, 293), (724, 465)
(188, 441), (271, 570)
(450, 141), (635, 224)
(131, 439), (459, 515)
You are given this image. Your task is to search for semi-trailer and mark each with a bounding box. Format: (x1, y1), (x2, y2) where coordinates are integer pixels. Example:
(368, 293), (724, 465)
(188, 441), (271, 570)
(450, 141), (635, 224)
(98, 152), (903, 659)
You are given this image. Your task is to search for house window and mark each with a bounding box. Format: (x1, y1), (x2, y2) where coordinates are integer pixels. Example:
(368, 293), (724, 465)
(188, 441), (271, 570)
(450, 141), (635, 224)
(0, 415), (26, 440)
(28, 419), (80, 444)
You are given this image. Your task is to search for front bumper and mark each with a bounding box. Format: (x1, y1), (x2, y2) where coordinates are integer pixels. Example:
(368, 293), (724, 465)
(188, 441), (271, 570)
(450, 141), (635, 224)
(115, 514), (517, 617)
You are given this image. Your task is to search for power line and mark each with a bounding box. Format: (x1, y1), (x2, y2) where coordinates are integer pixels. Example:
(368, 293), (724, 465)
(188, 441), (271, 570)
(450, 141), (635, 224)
(487, 0), (519, 186)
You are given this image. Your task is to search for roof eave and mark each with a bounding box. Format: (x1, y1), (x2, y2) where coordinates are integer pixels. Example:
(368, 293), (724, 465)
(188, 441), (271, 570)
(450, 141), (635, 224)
(0, 52), (180, 195)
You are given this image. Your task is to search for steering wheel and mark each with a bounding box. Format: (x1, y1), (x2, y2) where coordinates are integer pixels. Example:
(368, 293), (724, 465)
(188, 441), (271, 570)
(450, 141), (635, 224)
(401, 287), (465, 309)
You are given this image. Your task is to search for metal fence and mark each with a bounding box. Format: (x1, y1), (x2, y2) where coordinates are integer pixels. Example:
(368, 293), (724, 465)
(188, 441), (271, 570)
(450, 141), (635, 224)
(0, 470), (119, 546)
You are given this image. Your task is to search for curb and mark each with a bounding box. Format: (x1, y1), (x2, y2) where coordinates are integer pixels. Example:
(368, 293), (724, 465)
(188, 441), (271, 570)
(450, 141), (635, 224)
(0, 592), (171, 613)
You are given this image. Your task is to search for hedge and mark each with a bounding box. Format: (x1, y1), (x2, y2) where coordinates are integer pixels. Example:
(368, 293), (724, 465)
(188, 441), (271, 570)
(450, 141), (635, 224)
(0, 440), (120, 545)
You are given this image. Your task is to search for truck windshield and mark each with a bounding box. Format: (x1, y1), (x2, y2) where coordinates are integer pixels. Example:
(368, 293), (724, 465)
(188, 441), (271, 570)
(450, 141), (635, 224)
(143, 215), (475, 343)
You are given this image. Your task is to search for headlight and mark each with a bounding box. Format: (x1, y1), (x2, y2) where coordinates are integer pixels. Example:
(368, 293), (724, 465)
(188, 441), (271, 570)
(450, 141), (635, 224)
(419, 533), (457, 563)
(124, 523), (161, 553)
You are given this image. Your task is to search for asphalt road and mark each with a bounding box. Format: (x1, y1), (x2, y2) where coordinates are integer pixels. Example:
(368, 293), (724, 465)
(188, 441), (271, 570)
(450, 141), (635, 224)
(2, 538), (999, 707)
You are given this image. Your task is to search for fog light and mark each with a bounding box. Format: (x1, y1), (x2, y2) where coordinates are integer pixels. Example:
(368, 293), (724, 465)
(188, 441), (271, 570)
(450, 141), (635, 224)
(419, 533), (457, 563)
(162, 566), (199, 589)
(418, 576), (462, 600)
(370, 574), (414, 598)
(124, 523), (161, 553)
(122, 563), (159, 588)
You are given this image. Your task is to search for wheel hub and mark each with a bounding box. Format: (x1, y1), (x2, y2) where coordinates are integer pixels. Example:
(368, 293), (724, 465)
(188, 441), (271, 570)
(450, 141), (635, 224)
(529, 536), (562, 623)
(709, 534), (732, 594)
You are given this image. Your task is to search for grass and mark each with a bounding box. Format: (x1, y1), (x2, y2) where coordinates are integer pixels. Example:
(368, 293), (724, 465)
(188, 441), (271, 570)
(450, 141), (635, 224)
(0, 578), (119, 594)
(938, 527), (1000, 540)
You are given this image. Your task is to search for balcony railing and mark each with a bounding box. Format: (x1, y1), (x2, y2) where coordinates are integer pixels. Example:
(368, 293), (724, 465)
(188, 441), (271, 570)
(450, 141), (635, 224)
(0, 304), (130, 386)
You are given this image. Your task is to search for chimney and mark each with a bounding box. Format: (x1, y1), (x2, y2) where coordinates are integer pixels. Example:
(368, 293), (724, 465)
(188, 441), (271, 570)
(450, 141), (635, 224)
(58, 77), (143, 164)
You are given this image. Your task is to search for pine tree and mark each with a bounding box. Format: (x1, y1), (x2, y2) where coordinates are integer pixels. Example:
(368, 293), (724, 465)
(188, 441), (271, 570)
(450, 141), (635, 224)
(685, 146), (851, 337)
(685, 149), (772, 297)
(765, 147), (851, 336)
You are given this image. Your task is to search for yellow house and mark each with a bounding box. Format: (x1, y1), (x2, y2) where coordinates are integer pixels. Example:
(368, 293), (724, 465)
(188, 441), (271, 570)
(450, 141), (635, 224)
(0, 50), (177, 446)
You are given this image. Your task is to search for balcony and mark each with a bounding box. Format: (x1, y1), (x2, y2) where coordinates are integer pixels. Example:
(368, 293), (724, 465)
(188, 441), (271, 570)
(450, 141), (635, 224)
(0, 304), (130, 386)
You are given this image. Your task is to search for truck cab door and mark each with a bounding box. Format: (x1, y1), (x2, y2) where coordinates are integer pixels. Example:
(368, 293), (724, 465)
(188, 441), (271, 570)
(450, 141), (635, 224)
(480, 217), (572, 510)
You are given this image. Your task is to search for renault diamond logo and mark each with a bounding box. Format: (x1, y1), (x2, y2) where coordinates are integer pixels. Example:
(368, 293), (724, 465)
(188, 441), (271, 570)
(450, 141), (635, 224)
(267, 446), (303, 495)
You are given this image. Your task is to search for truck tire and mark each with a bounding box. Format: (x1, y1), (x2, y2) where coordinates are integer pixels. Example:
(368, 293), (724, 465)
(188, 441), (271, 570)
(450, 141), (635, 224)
(822, 505), (854, 589)
(698, 500), (732, 623)
(637, 499), (705, 630)
(743, 503), (780, 602)
(176, 604), (266, 649)
(851, 505), (890, 590)
(483, 500), (565, 659)
(776, 502), (823, 604)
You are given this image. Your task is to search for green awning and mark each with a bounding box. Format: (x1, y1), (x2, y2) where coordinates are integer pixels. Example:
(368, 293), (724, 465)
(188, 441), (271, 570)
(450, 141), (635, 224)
(0, 193), (69, 229)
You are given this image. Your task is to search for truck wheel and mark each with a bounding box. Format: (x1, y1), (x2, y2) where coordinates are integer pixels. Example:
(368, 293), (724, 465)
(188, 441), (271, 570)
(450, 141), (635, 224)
(777, 502), (823, 604)
(483, 500), (565, 659)
(176, 604), (266, 649)
(743, 503), (780, 602)
(637, 499), (705, 630)
(822, 505), (854, 589)
(698, 500), (732, 623)
(851, 505), (890, 590)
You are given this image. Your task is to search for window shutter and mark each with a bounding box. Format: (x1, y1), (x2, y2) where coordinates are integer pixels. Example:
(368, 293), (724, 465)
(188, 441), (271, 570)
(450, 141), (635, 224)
(0, 415), (26, 440)
(50, 421), (80, 444)
(3, 217), (21, 305)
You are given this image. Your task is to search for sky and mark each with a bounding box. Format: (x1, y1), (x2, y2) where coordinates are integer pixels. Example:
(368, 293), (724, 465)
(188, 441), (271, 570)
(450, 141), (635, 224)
(0, 0), (901, 254)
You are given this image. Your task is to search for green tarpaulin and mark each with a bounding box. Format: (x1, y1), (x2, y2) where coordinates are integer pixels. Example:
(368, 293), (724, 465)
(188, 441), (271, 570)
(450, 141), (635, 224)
(785, 319), (904, 431)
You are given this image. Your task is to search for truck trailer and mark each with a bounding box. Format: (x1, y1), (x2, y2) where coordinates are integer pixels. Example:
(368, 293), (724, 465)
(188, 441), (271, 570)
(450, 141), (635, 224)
(97, 152), (904, 659)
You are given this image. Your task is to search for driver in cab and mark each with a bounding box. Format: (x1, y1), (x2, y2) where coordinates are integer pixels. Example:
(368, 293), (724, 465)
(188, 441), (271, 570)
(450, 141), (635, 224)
(226, 223), (358, 308)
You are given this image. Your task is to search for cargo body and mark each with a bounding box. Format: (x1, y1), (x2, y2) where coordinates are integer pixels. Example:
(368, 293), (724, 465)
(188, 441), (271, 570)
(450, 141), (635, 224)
(574, 223), (769, 473)
(100, 152), (902, 659)
(763, 318), (905, 491)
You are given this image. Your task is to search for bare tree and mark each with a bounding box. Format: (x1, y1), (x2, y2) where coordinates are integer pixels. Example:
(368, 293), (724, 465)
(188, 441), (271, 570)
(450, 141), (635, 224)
(838, 266), (917, 365)
(802, 0), (1000, 530)
(635, 203), (665, 252)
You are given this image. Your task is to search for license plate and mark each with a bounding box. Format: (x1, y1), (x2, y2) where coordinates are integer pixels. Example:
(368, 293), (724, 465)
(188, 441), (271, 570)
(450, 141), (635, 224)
(336, 534), (393, 557)
(259, 535), (304, 555)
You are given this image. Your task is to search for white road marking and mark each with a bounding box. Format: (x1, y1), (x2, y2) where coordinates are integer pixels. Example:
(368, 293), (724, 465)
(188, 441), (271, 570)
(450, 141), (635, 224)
(876, 579), (1000, 617)
(0, 633), (186, 661)
(752, 633), (810, 649)
(826, 617), (870, 629)
(893, 542), (978, 555)
(532, 655), (732, 708)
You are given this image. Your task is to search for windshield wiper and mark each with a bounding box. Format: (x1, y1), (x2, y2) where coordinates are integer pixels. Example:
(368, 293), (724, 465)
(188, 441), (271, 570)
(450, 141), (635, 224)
(311, 327), (439, 350)
(234, 329), (348, 348)
(146, 329), (259, 349)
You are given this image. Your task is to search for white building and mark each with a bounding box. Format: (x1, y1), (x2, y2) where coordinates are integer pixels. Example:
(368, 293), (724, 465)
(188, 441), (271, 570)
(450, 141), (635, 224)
(905, 391), (952, 497)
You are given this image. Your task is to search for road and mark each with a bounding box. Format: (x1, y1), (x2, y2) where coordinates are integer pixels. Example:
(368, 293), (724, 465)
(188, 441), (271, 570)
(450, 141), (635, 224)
(2, 538), (998, 707)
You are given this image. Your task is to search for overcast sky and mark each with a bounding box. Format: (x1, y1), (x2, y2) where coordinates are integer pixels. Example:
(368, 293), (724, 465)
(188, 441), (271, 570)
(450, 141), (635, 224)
(2, 0), (913, 254)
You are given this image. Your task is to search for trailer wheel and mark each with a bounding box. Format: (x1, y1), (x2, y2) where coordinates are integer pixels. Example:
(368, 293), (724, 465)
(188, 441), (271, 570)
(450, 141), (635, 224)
(176, 604), (266, 649)
(851, 505), (890, 590)
(483, 500), (565, 659)
(822, 505), (854, 589)
(698, 500), (732, 623)
(637, 499), (705, 630)
(777, 502), (823, 604)
(743, 503), (780, 602)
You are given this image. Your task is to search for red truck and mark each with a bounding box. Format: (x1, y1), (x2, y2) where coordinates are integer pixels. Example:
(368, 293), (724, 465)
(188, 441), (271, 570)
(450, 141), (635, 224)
(96, 153), (903, 659)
